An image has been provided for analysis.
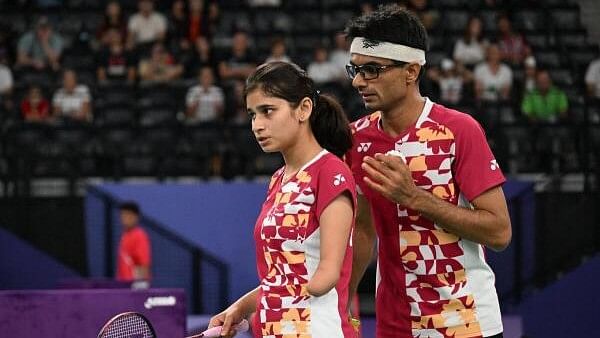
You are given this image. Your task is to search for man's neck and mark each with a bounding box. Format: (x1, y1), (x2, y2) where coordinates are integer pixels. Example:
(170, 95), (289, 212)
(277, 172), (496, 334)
(380, 91), (426, 138)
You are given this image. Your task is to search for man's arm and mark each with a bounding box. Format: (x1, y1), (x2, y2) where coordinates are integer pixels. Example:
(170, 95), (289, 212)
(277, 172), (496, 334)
(362, 154), (511, 251)
(347, 194), (377, 310)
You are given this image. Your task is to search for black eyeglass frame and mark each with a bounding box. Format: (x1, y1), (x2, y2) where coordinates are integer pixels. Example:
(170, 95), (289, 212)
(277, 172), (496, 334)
(345, 62), (408, 80)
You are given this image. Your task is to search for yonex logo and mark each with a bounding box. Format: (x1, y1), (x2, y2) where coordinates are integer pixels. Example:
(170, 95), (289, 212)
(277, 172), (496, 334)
(490, 159), (499, 171)
(362, 39), (379, 49)
(144, 296), (176, 309)
(334, 174), (346, 186)
(357, 142), (371, 152)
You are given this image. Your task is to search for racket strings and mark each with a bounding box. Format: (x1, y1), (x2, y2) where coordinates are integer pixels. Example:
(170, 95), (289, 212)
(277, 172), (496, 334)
(99, 314), (156, 338)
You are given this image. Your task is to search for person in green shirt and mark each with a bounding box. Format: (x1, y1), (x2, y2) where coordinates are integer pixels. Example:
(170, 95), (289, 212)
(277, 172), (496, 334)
(521, 69), (568, 122)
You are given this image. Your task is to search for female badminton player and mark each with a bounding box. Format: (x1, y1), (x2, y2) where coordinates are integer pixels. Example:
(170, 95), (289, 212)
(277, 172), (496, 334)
(208, 61), (357, 338)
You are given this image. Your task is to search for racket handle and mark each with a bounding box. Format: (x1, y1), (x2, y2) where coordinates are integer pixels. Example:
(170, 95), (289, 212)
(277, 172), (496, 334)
(188, 319), (249, 338)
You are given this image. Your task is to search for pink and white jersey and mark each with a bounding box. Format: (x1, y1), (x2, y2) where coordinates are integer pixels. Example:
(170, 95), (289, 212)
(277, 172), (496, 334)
(346, 99), (505, 338)
(253, 150), (357, 338)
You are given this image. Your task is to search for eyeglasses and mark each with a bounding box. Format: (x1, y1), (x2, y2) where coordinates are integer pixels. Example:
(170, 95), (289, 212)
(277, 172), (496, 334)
(345, 62), (407, 80)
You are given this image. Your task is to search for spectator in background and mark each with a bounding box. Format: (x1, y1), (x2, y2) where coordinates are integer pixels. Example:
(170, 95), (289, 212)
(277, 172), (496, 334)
(97, 28), (136, 84)
(307, 46), (339, 84)
(474, 44), (512, 102)
(521, 69), (568, 123)
(16, 16), (64, 71)
(52, 69), (92, 123)
(496, 13), (530, 66)
(167, 0), (190, 54)
(185, 36), (216, 78)
(265, 38), (291, 63)
(117, 201), (151, 283)
(406, 0), (438, 31)
(329, 32), (351, 81)
(188, 0), (219, 42)
(0, 52), (13, 98)
(127, 0), (167, 49)
(427, 58), (473, 106)
(228, 80), (249, 125)
(21, 85), (50, 122)
(96, 1), (128, 47)
(0, 50), (13, 115)
(185, 66), (224, 124)
(453, 16), (488, 68)
(218, 31), (257, 84)
(585, 56), (600, 101)
(523, 56), (537, 93)
(138, 43), (184, 84)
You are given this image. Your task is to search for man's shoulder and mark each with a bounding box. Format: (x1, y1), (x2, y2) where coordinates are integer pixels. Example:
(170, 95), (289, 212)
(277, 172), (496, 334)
(429, 103), (482, 135)
(349, 111), (380, 136)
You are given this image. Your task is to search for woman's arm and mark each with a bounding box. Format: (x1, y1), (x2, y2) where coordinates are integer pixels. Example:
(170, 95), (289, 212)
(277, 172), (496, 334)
(308, 193), (354, 296)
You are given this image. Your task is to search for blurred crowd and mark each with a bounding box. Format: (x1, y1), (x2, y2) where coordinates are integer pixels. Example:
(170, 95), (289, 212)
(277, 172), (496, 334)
(0, 0), (599, 178)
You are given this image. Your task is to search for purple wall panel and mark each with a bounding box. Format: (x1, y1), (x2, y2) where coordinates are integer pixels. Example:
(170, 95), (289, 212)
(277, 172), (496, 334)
(0, 289), (185, 338)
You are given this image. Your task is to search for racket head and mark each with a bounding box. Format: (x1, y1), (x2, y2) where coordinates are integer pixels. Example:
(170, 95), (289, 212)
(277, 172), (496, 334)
(98, 311), (157, 338)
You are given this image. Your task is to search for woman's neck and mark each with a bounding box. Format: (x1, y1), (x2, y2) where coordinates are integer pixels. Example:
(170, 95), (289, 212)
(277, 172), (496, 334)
(281, 131), (322, 176)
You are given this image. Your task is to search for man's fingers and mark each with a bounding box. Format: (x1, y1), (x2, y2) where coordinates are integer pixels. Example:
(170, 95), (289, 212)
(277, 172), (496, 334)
(363, 176), (387, 197)
(361, 160), (392, 187)
(374, 153), (407, 169)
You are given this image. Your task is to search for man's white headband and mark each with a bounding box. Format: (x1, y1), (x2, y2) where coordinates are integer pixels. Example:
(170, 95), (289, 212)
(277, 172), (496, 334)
(350, 37), (426, 66)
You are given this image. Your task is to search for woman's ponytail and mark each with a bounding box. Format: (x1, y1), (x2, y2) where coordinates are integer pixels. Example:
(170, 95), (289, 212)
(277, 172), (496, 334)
(309, 93), (352, 158)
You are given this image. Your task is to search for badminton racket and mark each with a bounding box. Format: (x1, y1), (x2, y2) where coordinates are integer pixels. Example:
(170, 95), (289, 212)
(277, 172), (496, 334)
(98, 311), (249, 338)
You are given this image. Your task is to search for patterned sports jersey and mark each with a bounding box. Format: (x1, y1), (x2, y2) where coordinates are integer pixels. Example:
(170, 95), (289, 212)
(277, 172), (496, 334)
(253, 150), (357, 338)
(346, 99), (505, 338)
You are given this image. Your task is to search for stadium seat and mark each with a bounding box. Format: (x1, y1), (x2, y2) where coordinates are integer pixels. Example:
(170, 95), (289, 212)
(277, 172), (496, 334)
(550, 8), (582, 30)
(95, 107), (137, 127)
(514, 10), (547, 32)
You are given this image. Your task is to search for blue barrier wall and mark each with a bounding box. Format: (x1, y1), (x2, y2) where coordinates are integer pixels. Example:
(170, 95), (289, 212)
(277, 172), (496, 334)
(85, 180), (534, 311)
(520, 254), (600, 337)
(488, 180), (536, 303)
(0, 228), (79, 289)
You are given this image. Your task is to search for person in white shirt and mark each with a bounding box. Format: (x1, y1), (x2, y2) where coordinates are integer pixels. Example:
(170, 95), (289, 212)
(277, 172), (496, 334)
(185, 66), (224, 123)
(0, 52), (13, 113)
(329, 32), (351, 80)
(127, 0), (167, 48)
(265, 38), (291, 64)
(453, 16), (488, 67)
(307, 46), (340, 84)
(0, 55), (13, 96)
(52, 69), (92, 122)
(427, 58), (473, 106)
(474, 44), (513, 102)
(585, 57), (600, 100)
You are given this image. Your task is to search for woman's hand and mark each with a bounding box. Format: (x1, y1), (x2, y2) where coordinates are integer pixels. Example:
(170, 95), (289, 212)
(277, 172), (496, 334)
(208, 304), (245, 338)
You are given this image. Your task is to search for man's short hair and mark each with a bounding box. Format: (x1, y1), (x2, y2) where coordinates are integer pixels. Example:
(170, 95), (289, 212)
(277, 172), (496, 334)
(344, 4), (429, 54)
(120, 201), (140, 215)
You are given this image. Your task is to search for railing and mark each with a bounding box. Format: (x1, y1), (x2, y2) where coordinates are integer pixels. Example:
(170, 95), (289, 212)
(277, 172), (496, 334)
(87, 185), (229, 314)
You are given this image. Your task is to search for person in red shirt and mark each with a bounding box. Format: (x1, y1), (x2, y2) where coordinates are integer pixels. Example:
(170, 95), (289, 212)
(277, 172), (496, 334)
(209, 62), (357, 338)
(21, 85), (50, 122)
(116, 201), (151, 282)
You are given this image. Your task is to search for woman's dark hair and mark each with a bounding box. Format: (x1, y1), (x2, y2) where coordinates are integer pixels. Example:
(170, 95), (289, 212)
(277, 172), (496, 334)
(244, 62), (352, 158)
(344, 4), (428, 80)
(464, 16), (484, 43)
